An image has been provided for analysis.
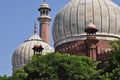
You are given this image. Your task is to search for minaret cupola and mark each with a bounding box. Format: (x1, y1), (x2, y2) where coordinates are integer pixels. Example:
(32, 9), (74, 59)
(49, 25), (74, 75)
(38, 0), (51, 44)
(38, 1), (51, 17)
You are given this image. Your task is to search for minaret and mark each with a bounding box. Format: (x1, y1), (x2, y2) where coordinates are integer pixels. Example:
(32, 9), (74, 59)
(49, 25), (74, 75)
(84, 21), (99, 60)
(38, 1), (51, 44)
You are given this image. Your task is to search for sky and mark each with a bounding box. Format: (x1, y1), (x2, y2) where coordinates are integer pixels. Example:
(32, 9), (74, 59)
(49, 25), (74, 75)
(0, 0), (120, 76)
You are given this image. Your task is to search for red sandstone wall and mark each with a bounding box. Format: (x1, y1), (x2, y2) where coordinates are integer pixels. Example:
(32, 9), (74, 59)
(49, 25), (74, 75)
(55, 39), (111, 61)
(56, 40), (86, 56)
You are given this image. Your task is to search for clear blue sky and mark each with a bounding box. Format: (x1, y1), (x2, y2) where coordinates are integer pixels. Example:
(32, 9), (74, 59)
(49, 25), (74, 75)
(0, 0), (119, 76)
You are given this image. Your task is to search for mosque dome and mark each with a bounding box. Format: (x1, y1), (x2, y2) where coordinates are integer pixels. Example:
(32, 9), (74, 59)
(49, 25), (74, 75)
(52, 0), (120, 47)
(12, 33), (54, 71)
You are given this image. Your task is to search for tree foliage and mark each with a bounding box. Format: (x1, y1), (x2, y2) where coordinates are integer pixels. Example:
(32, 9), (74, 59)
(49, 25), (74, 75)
(100, 39), (120, 80)
(0, 75), (11, 80)
(12, 53), (98, 80)
(12, 69), (28, 80)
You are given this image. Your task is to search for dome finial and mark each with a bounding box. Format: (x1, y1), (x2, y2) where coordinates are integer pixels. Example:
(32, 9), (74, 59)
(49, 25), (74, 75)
(90, 19), (92, 24)
(34, 22), (37, 33)
(43, 0), (46, 2)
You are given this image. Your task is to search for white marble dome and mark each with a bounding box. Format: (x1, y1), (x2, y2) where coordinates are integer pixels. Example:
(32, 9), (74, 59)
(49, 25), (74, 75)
(52, 0), (120, 47)
(40, 2), (50, 9)
(12, 33), (54, 71)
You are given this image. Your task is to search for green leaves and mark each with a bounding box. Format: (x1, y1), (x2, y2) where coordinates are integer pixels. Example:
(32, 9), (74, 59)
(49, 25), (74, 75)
(99, 39), (120, 80)
(12, 53), (98, 80)
(12, 69), (28, 80)
(0, 75), (10, 80)
(109, 39), (120, 50)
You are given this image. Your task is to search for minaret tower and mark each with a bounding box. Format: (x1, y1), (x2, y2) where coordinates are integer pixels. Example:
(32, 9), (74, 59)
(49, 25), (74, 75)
(84, 21), (99, 60)
(38, 0), (51, 44)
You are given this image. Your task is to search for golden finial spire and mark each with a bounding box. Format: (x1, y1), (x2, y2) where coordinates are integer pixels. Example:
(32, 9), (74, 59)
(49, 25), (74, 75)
(44, 0), (46, 2)
(34, 22), (37, 33)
